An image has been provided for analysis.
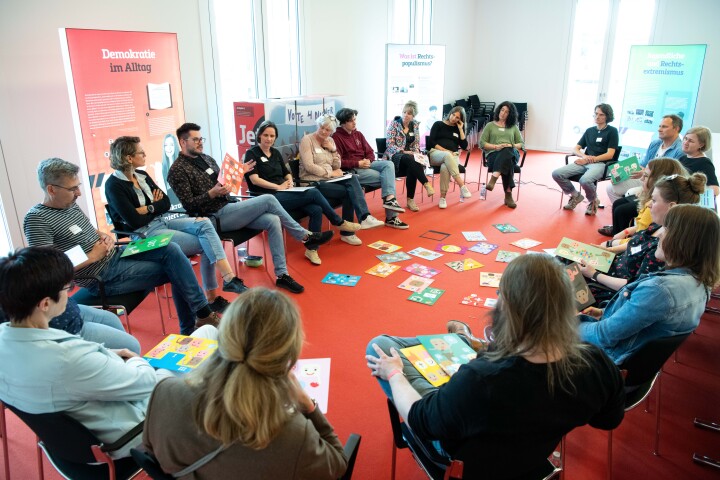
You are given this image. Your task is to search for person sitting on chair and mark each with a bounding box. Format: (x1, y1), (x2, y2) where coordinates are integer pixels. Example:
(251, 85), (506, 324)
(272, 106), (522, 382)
(142, 288), (348, 479)
(366, 254), (625, 479)
(480, 101), (525, 209)
(427, 106), (473, 209)
(552, 103), (619, 216)
(678, 126), (719, 196)
(579, 204), (720, 363)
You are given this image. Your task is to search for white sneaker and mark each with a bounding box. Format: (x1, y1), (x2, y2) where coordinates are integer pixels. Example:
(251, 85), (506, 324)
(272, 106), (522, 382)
(439, 198), (447, 209)
(460, 185), (472, 198)
(360, 215), (384, 229)
(340, 234), (362, 246)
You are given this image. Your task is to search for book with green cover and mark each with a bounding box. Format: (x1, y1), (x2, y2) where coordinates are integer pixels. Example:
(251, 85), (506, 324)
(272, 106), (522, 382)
(609, 155), (641, 184)
(555, 237), (615, 273)
(417, 333), (477, 376)
(120, 232), (174, 257)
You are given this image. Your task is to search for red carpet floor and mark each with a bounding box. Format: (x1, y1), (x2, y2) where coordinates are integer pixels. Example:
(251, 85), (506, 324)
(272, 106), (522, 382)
(3, 151), (719, 479)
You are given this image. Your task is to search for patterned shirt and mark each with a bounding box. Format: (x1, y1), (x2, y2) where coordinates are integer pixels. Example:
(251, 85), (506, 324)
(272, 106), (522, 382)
(609, 223), (664, 280)
(166, 153), (227, 216)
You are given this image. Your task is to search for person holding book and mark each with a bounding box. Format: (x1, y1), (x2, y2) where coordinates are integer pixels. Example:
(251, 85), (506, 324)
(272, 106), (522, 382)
(105, 135), (248, 312)
(579, 205), (720, 363)
(244, 121), (361, 265)
(143, 288), (348, 479)
(366, 255), (625, 479)
(427, 106), (473, 209)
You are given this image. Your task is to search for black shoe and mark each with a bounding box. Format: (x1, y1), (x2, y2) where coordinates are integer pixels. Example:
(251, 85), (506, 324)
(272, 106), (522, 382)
(276, 274), (304, 294)
(195, 311), (220, 330)
(223, 277), (248, 294)
(208, 296), (230, 313)
(385, 217), (409, 229)
(382, 198), (406, 213)
(598, 225), (614, 237)
(304, 231), (333, 251)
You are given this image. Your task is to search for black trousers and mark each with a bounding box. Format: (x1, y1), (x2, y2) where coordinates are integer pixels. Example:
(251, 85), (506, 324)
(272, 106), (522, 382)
(392, 153), (428, 198)
(486, 148), (518, 191)
(611, 195), (638, 234)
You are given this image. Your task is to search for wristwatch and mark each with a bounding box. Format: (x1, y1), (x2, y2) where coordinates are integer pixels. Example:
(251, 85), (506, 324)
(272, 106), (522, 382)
(147, 204), (155, 214)
(591, 271), (601, 282)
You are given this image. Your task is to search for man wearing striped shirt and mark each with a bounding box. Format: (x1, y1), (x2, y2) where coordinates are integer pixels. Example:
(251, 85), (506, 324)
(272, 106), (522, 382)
(23, 158), (218, 335)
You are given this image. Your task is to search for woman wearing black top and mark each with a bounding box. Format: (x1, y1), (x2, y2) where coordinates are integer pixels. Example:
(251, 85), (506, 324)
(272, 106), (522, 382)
(427, 106), (472, 209)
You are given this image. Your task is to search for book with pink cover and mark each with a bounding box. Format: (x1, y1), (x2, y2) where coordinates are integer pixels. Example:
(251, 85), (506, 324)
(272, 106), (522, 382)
(398, 275), (434, 292)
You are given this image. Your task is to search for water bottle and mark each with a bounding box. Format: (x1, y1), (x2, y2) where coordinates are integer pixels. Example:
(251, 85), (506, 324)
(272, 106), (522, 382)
(237, 244), (248, 263)
(480, 183), (487, 199)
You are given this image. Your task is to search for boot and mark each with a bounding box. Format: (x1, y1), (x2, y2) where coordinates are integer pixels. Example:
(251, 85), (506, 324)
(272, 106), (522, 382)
(504, 191), (516, 209)
(487, 175), (498, 191)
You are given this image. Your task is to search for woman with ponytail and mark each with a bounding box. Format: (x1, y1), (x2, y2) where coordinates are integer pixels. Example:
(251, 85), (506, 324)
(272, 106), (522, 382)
(142, 288), (348, 479)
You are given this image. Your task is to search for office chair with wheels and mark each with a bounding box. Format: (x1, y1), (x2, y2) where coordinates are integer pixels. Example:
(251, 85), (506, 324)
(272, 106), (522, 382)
(559, 146), (622, 209)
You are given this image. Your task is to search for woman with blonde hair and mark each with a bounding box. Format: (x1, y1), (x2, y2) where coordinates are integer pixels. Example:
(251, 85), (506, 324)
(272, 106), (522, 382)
(366, 255), (624, 479)
(143, 288), (348, 479)
(679, 125), (718, 196)
(427, 106), (472, 208)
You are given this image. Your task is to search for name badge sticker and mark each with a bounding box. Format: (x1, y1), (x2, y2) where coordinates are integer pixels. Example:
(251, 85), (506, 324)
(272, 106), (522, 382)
(498, 128), (505, 132)
(315, 148), (323, 153)
(260, 157), (268, 162)
(596, 137), (603, 142)
(453, 133), (458, 137)
(630, 245), (642, 255)
(69, 225), (82, 235)
(205, 168), (214, 175)
(409, 133), (414, 137)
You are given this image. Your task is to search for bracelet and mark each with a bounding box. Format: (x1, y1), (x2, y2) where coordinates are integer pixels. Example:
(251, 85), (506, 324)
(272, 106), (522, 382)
(623, 229), (629, 235)
(592, 271), (602, 282)
(387, 369), (405, 381)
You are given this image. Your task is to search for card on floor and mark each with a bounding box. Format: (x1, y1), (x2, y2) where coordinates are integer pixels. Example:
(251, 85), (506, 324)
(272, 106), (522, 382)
(480, 272), (502, 288)
(321, 272), (361, 287)
(495, 250), (521, 263)
(460, 293), (484, 307)
(511, 238), (542, 250)
(468, 242), (499, 255)
(376, 251), (412, 263)
(398, 275), (435, 292)
(493, 223), (520, 233)
(408, 247), (444, 260)
(435, 243), (468, 254)
(408, 287), (445, 306)
(462, 231), (487, 242)
(367, 240), (402, 253)
(403, 263), (441, 278)
(463, 258), (484, 270)
(365, 262), (401, 277)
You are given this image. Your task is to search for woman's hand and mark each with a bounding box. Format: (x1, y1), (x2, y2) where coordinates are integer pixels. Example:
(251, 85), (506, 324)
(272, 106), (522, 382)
(582, 307), (604, 319)
(111, 348), (140, 360)
(330, 169), (344, 178)
(366, 343), (404, 381)
(289, 373), (316, 413)
(277, 180), (292, 190)
(578, 262), (597, 279)
(613, 230), (629, 240)
(152, 189), (164, 202)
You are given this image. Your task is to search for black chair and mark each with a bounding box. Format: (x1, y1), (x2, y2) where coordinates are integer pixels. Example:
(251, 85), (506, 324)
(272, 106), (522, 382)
(692, 418), (720, 470)
(4, 402), (143, 480)
(423, 136), (472, 198)
(0, 402), (10, 480)
(559, 146), (623, 209)
(606, 332), (692, 480)
(131, 433), (362, 480)
(481, 147), (527, 201)
(386, 399), (562, 480)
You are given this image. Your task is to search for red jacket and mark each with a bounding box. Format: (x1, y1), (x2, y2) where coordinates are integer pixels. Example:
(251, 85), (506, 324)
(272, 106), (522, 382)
(332, 127), (375, 170)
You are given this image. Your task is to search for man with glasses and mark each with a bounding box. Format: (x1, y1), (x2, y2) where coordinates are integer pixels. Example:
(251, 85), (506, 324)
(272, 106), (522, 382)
(168, 123), (333, 294)
(23, 158), (219, 335)
(552, 103), (619, 216)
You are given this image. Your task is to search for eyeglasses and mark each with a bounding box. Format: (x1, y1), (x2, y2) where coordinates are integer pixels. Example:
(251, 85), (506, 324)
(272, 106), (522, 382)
(61, 281), (75, 292)
(190, 137), (206, 144)
(50, 183), (82, 193)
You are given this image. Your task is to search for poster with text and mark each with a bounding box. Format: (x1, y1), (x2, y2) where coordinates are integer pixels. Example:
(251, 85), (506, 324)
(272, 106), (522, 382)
(62, 29), (186, 232)
(618, 45), (706, 163)
(385, 44), (445, 149)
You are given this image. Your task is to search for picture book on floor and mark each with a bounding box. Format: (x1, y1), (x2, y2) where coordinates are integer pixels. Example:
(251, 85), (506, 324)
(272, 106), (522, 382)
(408, 247), (443, 260)
(365, 262), (401, 277)
(408, 287), (445, 305)
(493, 223), (520, 233)
(480, 272), (502, 288)
(292, 358), (331, 413)
(469, 242), (499, 255)
(564, 262), (596, 310)
(495, 250), (521, 263)
(555, 237), (615, 273)
(446, 258), (484, 272)
(403, 263), (441, 278)
(376, 251), (412, 263)
(609, 155), (641, 184)
(400, 345), (451, 387)
(121, 232), (174, 257)
(462, 231), (487, 242)
(417, 333), (477, 376)
(321, 272), (361, 286)
(435, 244), (468, 254)
(460, 293), (484, 307)
(511, 238), (542, 250)
(367, 240), (402, 253)
(144, 334), (218, 373)
(398, 275), (435, 292)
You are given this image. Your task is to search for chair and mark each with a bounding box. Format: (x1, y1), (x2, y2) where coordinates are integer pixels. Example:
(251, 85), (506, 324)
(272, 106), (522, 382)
(606, 332), (692, 480)
(692, 418), (720, 470)
(423, 136), (472, 198)
(386, 399), (562, 480)
(481, 147), (527, 201)
(4, 402), (143, 480)
(131, 433), (362, 480)
(558, 146), (622, 209)
(1, 402), (10, 480)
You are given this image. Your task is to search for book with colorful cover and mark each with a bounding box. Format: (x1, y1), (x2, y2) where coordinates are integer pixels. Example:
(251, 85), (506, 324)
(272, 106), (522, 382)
(368, 241), (402, 253)
(460, 293), (484, 307)
(321, 272), (361, 286)
(417, 333), (477, 376)
(398, 275), (434, 292)
(144, 334), (218, 373)
(446, 258), (484, 272)
(121, 233), (174, 257)
(480, 272), (502, 288)
(609, 155), (641, 185)
(564, 262), (596, 310)
(376, 251), (412, 263)
(291, 358), (331, 414)
(493, 223), (520, 233)
(435, 244), (468, 254)
(555, 237), (615, 273)
(365, 262), (401, 277)
(220, 152), (244, 194)
(469, 242), (499, 255)
(400, 345), (451, 387)
(403, 263), (441, 278)
(408, 287), (445, 306)
(462, 231), (487, 242)
(496, 250), (521, 263)
(511, 238), (542, 250)
(408, 247), (443, 260)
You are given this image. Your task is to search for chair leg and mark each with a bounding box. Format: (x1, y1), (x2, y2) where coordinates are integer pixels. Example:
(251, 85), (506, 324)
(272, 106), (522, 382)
(0, 403), (10, 480)
(154, 288), (167, 335)
(36, 438), (43, 480)
(607, 429), (613, 480)
(653, 373), (663, 455)
(390, 443), (397, 480)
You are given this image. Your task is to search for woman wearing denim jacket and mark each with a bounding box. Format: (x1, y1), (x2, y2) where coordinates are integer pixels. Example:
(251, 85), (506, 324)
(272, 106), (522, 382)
(579, 205), (720, 364)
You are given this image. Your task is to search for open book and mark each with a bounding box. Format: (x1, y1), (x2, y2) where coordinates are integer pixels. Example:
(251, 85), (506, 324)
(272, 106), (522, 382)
(400, 333), (478, 386)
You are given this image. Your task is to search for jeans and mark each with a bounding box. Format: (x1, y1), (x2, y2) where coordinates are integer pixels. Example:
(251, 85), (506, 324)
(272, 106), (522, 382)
(315, 175), (370, 237)
(77, 304), (141, 353)
(354, 160), (398, 220)
(551, 162), (607, 202)
(137, 216), (226, 291)
(274, 188), (343, 233)
(97, 243), (208, 335)
(428, 150), (461, 195)
(215, 195), (310, 276)
(393, 153), (428, 199)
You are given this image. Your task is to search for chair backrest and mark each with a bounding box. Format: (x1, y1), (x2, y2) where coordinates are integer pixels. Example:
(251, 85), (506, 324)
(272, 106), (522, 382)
(619, 332), (691, 387)
(131, 448), (174, 480)
(376, 138), (387, 158)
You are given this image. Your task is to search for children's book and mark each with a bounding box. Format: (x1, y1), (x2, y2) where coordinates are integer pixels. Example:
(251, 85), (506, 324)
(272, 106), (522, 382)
(417, 334), (477, 376)
(321, 272), (361, 286)
(480, 272), (502, 288)
(555, 237), (615, 273)
(564, 262), (596, 310)
(403, 263), (441, 278)
(609, 156), (641, 184)
(144, 334), (218, 373)
(511, 238), (542, 250)
(408, 247), (443, 260)
(446, 258), (484, 272)
(368, 241), (401, 253)
(460, 293), (484, 307)
(495, 250), (521, 263)
(292, 358), (331, 413)
(398, 275), (434, 292)
(377, 251), (412, 263)
(365, 262), (401, 277)
(121, 233), (174, 257)
(220, 152), (244, 195)
(484, 298), (498, 308)
(400, 345), (451, 387)
(462, 231), (487, 242)
(408, 287), (445, 306)
(446, 260), (465, 272)
(493, 223), (520, 233)
(468, 242), (499, 255)
(435, 244), (468, 254)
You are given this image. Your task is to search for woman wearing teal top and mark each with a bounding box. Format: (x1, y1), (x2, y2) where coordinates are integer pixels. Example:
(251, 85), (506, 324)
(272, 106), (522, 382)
(480, 101), (524, 208)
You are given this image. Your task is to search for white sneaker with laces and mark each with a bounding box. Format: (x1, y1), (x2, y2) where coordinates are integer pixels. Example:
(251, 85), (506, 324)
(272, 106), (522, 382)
(460, 185), (472, 198)
(340, 234), (362, 246)
(360, 215), (384, 229)
(439, 198), (447, 209)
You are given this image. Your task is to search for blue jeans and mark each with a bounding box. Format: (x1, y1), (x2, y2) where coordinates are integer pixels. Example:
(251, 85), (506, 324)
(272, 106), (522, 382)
(77, 305), (141, 353)
(354, 160), (398, 220)
(315, 175), (370, 236)
(552, 162), (606, 202)
(214, 196), (309, 277)
(137, 216), (226, 291)
(274, 188), (344, 234)
(97, 243), (208, 335)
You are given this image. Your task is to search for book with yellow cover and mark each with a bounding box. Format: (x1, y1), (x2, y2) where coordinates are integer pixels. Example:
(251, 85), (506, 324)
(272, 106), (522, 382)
(143, 334), (218, 373)
(400, 344), (451, 387)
